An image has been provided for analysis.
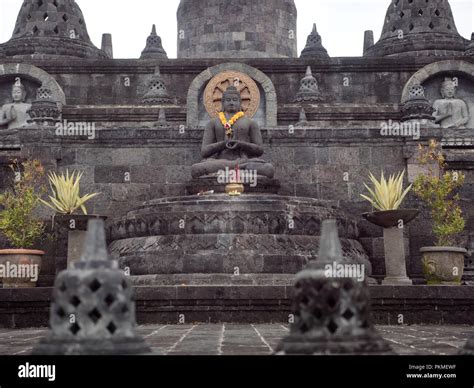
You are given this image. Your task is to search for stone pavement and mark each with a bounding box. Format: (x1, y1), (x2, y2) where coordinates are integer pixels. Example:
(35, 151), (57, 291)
(0, 325), (471, 355)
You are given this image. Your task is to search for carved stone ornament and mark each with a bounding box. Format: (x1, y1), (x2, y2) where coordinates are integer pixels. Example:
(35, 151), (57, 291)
(203, 71), (260, 119)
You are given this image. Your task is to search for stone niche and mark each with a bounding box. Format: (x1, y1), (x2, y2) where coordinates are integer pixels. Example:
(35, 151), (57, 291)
(0, 76), (39, 106)
(187, 62), (277, 128)
(0, 63), (66, 106)
(402, 60), (474, 130)
(425, 75), (474, 129)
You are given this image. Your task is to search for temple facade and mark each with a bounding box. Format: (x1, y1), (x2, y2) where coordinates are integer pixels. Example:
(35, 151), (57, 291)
(0, 0), (473, 326)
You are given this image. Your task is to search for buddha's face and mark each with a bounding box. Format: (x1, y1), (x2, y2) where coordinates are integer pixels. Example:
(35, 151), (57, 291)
(441, 84), (456, 99)
(12, 86), (25, 103)
(223, 93), (241, 114)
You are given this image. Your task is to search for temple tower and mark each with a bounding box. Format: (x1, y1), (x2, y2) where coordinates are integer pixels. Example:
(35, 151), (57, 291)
(177, 0), (297, 59)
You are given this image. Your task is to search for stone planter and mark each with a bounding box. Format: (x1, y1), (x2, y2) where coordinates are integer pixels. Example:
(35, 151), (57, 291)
(54, 214), (107, 270)
(420, 246), (467, 285)
(0, 249), (44, 288)
(362, 209), (419, 229)
(363, 209), (420, 286)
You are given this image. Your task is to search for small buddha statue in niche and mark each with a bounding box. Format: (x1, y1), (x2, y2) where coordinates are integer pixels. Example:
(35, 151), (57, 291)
(191, 85), (275, 179)
(0, 78), (31, 130)
(433, 78), (470, 129)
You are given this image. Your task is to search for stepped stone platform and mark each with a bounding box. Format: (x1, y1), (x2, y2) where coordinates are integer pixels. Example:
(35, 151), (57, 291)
(0, 286), (472, 329)
(107, 194), (368, 286)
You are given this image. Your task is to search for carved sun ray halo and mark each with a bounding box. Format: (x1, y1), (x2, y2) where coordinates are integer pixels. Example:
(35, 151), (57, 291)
(204, 70), (260, 118)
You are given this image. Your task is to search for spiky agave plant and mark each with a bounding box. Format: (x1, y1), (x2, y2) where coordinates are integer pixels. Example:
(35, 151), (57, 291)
(360, 170), (412, 211)
(40, 170), (100, 215)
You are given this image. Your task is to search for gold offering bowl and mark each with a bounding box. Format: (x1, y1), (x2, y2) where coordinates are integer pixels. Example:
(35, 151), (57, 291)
(225, 183), (245, 196)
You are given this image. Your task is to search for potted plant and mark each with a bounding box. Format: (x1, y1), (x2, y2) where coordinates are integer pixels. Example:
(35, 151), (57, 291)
(361, 170), (418, 228)
(40, 169), (101, 269)
(413, 140), (466, 285)
(360, 170), (418, 285)
(0, 160), (48, 288)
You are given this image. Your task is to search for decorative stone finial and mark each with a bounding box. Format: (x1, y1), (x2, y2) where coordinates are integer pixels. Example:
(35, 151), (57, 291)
(300, 23), (329, 58)
(296, 107), (308, 127)
(101, 33), (113, 59)
(32, 219), (151, 355)
(156, 108), (170, 128)
(27, 86), (62, 126)
(142, 66), (172, 105)
(275, 220), (393, 355)
(363, 30), (374, 53)
(140, 24), (168, 59)
(294, 66), (323, 103)
(401, 84), (435, 122)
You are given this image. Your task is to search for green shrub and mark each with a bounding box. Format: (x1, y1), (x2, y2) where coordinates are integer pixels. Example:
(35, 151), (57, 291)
(413, 140), (465, 247)
(0, 160), (47, 249)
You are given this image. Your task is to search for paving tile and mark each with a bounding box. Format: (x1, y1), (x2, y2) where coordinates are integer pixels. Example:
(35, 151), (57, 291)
(0, 324), (471, 355)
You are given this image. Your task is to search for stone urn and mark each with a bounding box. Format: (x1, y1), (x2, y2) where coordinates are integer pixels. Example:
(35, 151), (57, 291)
(363, 209), (419, 285)
(420, 247), (467, 285)
(0, 249), (44, 288)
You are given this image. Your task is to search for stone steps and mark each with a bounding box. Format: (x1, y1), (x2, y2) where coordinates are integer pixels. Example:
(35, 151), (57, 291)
(0, 285), (472, 328)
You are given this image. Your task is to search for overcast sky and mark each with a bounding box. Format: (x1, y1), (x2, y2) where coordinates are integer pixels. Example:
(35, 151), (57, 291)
(1, 0), (472, 58)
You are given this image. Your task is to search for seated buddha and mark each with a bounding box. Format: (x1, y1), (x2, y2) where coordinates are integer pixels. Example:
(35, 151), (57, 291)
(191, 85), (275, 179)
(433, 78), (470, 129)
(0, 78), (31, 131)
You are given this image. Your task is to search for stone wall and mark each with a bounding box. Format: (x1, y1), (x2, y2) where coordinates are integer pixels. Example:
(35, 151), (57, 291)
(9, 124), (474, 285)
(0, 57), (433, 107)
(1, 56), (473, 286)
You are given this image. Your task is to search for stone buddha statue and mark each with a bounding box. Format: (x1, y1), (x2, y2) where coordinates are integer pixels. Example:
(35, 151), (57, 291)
(0, 78), (31, 130)
(433, 78), (470, 129)
(191, 86), (275, 179)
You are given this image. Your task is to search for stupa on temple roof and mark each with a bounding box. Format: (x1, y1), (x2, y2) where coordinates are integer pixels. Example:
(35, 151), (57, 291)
(0, 0), (107, 59)
(140, 25), (168, 59)
(300, 23), (329, 58)
(364, 0), (469, 57)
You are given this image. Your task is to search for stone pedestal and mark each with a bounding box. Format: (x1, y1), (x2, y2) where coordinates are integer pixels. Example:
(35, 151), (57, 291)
(108, 194), (369, 286)
(382, 227), (412, 286)
(67, 230), (87, 268)
(54, 215), (107, 273)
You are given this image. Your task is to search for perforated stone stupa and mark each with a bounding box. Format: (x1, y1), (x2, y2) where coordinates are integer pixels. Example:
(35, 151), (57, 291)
(365, 0), (469, 57)
(140, 25), (168, 59)
(300, 24), (329, 58)
(0, 0), (107, 59)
